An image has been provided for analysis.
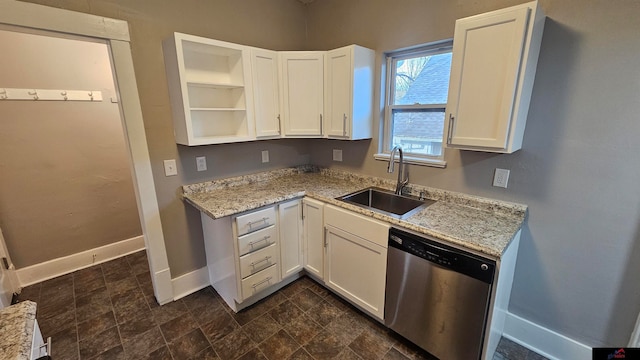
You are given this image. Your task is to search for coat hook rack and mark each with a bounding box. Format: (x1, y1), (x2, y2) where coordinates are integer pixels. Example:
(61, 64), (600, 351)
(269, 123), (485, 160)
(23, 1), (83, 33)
(0, 87), (103, 102)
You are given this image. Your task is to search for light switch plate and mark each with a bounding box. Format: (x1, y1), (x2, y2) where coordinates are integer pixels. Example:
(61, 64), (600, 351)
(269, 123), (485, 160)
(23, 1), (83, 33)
(333, 149), (343, 162)
(196, 156), (207, 172)
(163, 159), (177, 176)
(261, 150), (269, 163)
(493, 168), (510, 188)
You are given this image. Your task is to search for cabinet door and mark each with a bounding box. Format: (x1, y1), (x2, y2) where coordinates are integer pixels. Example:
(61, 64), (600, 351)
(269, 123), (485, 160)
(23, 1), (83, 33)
(325, 225), (387, 320)
(325, 47), (352, 138)
(252, 49), (281, 138)
(446, 7), (530, 151)
(279, 199), (303, 278)
(280, 52), (324, 137)
(303, 198), (324, 280)
(325, 46), (375, 140)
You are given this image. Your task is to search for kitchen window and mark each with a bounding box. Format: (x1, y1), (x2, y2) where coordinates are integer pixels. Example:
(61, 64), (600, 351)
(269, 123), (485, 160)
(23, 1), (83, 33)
(376, 40), (453, 167)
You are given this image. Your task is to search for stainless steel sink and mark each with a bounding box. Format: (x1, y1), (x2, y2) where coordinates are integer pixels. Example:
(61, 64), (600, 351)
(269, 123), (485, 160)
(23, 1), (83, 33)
(338, 187), (435, 219)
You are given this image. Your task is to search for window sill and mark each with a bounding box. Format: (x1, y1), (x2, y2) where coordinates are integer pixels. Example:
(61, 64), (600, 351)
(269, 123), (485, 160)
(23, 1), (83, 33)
(374, 153), (447, 168)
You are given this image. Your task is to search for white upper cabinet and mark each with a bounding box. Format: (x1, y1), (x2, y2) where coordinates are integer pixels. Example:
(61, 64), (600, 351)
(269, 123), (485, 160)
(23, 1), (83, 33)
(325, 45), (375, 140)
(279, 52), (325, 137)
(251, 48), (281, 139)
(163, 33), (255, 145)
(445, 1), (545, 153)
(164, 33), (375, 144)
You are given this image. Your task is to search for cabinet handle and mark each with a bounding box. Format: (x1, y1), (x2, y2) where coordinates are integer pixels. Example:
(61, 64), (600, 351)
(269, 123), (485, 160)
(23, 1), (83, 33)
(320, 114), (323, 133)
(343, 113), (347, 136)
(447, 114), (455, 145)
(252, 276), (273, 290)
(248, 236), (271, 249)
(248, 235), (271, 249)
(250, 256), (272, 268)
(247, 217), (269, 230)
(40, 336), (52, 356)
(277, 114), (281, 133)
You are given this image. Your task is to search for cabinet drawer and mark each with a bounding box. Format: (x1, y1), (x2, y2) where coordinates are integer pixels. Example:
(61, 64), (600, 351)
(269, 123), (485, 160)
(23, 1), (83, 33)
(324, 205), (390, 248)
(237, 225), (277, 256)
(241, 264), (279, 300)
(236, 206), (276, 236)
(239, 243), (278, 279)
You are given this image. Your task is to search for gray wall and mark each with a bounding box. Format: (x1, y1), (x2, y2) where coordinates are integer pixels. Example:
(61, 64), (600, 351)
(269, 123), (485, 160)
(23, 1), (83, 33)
(305, 0), (640, 348)
(0, 28), (142, 267)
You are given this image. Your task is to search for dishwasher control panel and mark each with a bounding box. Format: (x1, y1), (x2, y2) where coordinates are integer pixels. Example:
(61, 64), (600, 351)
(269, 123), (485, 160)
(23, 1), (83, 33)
(407, 241), (455, 266)
(389, 228), (495, 283)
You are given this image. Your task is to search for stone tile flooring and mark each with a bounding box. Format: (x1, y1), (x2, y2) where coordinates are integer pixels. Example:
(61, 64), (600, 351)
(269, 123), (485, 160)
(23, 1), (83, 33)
(17, 250), (547, 359)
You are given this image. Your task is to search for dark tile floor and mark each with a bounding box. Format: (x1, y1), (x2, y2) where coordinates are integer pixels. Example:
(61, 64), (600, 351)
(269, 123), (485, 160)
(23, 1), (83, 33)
(17, 250), (547, 360)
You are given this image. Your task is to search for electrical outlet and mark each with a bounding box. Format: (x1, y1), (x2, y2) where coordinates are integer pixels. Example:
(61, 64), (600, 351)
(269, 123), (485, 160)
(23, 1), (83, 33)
(493, 168), (510, 188)
(196, 156), (207, 171)
(163, 159), (177, 176)
(261, 150), (269, 163)
(333, 149), (343, 162)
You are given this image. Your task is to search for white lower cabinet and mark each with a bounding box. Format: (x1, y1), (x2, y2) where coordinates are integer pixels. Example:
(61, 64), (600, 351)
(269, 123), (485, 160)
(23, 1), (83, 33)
(324, 205), (390, 320)
(202, 200), (306, 312)
(201, 205), (283, 312)
(303, 198), (324, 280)
(279, 199), (303, 279)
(201, 198), (389, 318)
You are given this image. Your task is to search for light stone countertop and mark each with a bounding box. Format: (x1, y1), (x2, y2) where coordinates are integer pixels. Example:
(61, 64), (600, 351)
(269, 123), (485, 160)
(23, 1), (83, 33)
(183, 166), (527, 259)
(0, 301), (37, 360)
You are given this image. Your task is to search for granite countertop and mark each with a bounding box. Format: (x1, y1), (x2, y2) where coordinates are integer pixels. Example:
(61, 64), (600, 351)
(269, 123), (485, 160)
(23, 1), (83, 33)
(183, 166), (527, 258)
(0, 301), (37, 360)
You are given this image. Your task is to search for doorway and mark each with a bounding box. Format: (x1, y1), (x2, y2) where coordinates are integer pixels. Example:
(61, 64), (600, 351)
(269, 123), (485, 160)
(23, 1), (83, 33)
(0, 1), (173, 304)
(0, 26), (143, 276)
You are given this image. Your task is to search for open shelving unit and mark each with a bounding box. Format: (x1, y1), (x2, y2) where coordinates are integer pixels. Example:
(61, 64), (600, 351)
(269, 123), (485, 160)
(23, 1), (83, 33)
(164, 33), (254, 145)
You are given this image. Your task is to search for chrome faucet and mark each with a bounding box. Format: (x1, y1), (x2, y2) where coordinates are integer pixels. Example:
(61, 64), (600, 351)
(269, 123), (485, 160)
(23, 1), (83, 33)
(388, 146), (409, 195)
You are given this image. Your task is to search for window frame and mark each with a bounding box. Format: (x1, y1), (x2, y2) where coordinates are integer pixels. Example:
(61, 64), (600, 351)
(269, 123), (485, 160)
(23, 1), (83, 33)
(376, 40), (453, 168)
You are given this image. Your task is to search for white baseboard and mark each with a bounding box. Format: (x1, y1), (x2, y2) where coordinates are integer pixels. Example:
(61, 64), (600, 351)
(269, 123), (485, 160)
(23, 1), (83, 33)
(504, 311), (592, 360)
(154, 267), (174, 305)
(16, 235), (145, 287)
(171, 266), (210, 301)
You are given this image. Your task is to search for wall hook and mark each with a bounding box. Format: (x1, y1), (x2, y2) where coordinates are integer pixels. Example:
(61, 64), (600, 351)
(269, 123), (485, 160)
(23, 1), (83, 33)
(0, 89), (6, 100)
(61, 91), (68, 100)
(88, 91), (93, 101)
(28, 90), (38, 100)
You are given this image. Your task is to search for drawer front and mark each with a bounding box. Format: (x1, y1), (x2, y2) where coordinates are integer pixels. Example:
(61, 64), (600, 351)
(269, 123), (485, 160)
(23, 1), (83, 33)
(239, 243), (278, 279)
(241, 264), (279, 300)
(324, 205), (390, 248)
(237, 225), (277, 256)
(236, 206), (276, 236)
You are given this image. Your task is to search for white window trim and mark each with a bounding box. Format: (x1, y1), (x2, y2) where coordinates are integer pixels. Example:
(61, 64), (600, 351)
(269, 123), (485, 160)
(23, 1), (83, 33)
(376, 40), (453, 168)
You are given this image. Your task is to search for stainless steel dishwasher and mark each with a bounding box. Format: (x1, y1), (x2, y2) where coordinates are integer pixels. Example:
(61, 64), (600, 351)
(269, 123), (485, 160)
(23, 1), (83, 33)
(385, 228), (496, 360)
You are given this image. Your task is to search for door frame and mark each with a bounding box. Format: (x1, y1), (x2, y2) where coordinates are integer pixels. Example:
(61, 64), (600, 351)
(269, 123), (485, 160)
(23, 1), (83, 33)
(0, 0), (173, 304)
